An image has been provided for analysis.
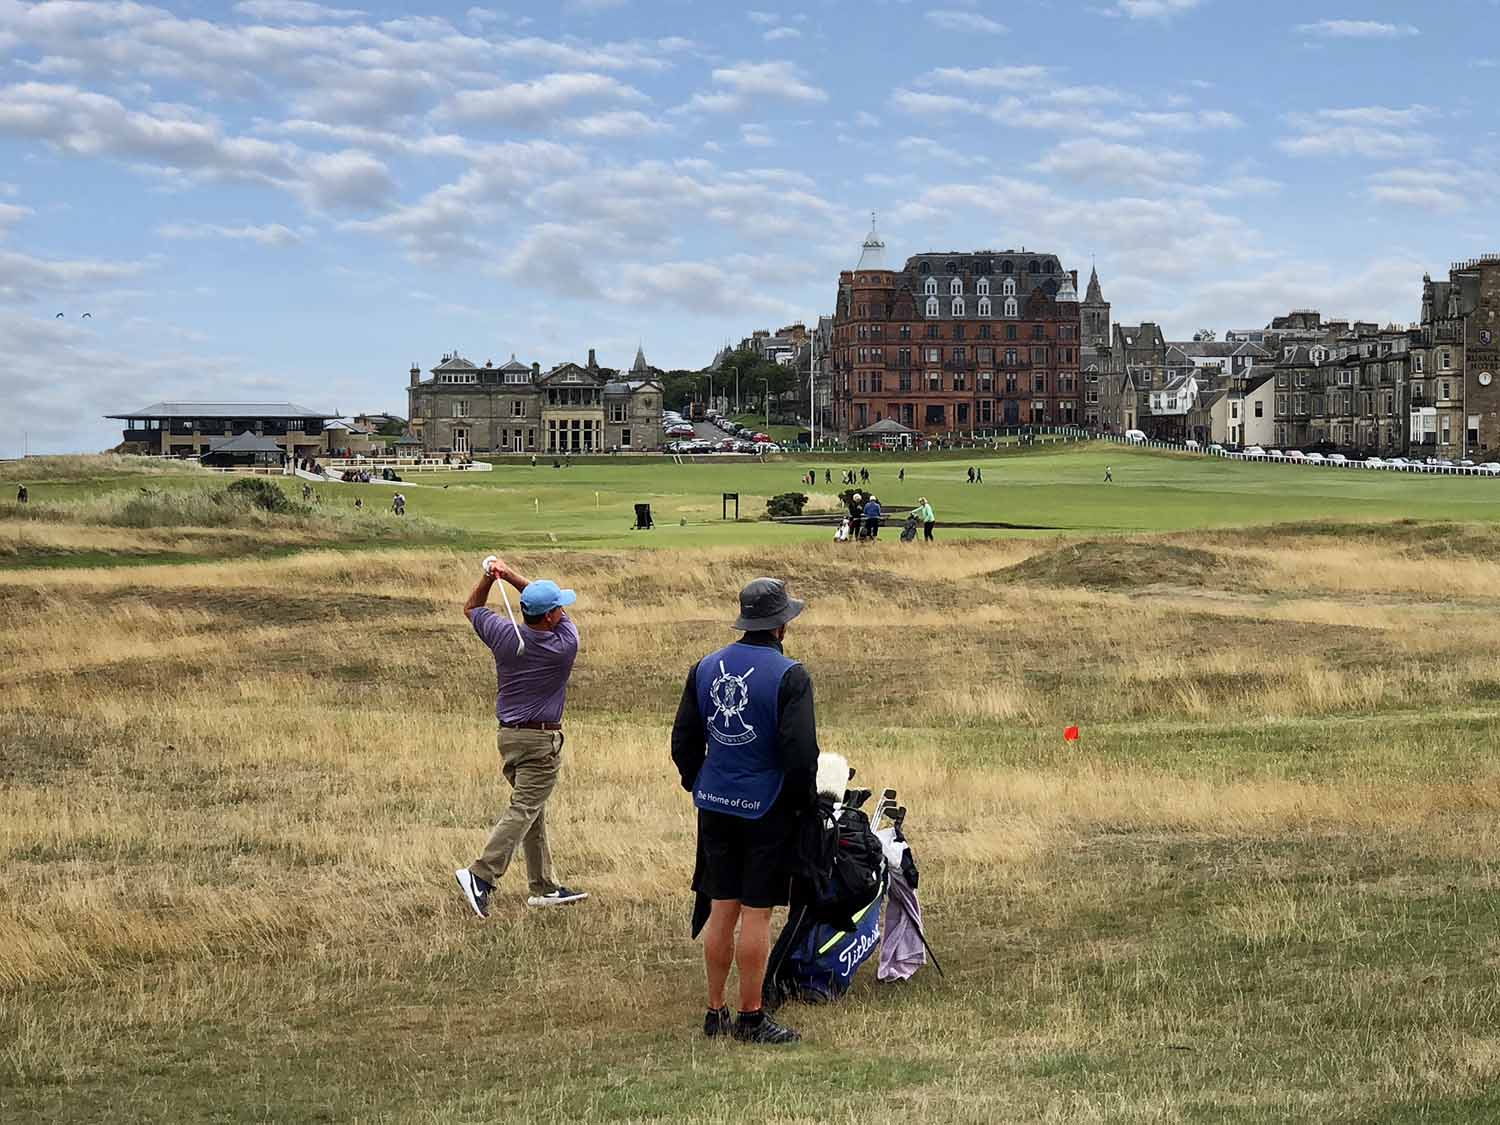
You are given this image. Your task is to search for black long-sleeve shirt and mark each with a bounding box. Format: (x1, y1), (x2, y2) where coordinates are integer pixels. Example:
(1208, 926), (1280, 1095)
(670, 632), (819, 810)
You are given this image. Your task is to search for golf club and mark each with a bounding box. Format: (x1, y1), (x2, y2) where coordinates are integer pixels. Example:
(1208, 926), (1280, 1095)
(487, 558), (526, 657)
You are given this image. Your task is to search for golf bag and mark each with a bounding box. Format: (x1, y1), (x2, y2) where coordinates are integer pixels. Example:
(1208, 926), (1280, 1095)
(900, 514), (919, 542)
(764, 754), (889, 1007)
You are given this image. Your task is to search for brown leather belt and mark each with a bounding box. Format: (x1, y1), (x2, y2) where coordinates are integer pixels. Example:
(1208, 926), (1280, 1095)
(501, 720), (563, 731)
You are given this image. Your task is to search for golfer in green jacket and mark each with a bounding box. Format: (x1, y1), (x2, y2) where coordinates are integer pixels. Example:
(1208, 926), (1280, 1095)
(912, 497), (935, 542)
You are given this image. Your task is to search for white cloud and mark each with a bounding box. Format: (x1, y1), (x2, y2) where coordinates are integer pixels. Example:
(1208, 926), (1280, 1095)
(439, 72), (645, 123)
(0, 249), (147, 303)
(925, 10), (1007, 34)
(1296, 19), (1420, 39)
(747, 11), (779, 24)
(891, 86), (1144, 139)
(1366, 166), (1488, 214)
(298, 149), (395, 211)
(897, 136), (985, 168)
(563, 110), (666, 137)
(921, 66), (1048, 89)
(0, 202), (33, 229)
(1105, 0), (1201, 17)
(1032, 139), (1200, 186)
(1279, 105), (1435, 158)
(1133, 109), (1243, 131)
(156, 221), (305, 246)
(678, 61), (827, 114)
(233, 1), (366, 22)
(741, 123), (774, 147)
(764, 26), (801, 41)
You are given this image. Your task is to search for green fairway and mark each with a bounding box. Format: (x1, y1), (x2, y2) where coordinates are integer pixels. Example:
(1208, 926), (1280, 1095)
(12, 445), (1500, 551)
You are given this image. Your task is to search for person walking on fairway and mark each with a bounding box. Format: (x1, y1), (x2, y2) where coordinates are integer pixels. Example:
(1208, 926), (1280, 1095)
(16, 484), (27, 504)
(975, 466), (983, 484)
(913, 496), (935, 542)
(1104, 465), (1113, 483)
(671, 578), (818, 1044)
(455, 555), (588, 916)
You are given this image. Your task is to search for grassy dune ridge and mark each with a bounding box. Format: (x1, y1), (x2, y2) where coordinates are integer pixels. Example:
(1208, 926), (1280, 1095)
(6, 496), (1500, 1121)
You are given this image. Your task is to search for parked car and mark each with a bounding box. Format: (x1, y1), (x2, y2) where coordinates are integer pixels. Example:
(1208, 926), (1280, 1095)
(1480, 463), (1500, 475)
(1287, 450), (1306, 460)
(1326, 453), (1348, 464)
(1304, 452), (1325, 463)
(1268, 449), (1285, 459)
(1207, 443), (1224, 453)
(1364, 457), (1386, 469)
(1244, 445), (1266, 457)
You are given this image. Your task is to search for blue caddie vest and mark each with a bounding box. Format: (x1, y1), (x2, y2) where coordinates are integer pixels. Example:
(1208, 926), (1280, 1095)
(692, 640), (797, 820)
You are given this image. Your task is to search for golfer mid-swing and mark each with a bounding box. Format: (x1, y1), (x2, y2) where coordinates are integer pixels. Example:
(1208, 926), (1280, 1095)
(671, 578), (818, 1044)
(455, 554), (588, 916)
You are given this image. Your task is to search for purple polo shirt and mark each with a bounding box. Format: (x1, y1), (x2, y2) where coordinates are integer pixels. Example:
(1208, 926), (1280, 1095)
(468, 608), (579, 725)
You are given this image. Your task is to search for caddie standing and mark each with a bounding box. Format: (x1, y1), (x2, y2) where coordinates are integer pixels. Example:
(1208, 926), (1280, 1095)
(455, 554), (588, 917)
(671, 578), (819, 1044)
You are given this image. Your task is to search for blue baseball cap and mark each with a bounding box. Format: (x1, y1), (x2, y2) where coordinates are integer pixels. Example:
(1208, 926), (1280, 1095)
(520, 579), (577, 616)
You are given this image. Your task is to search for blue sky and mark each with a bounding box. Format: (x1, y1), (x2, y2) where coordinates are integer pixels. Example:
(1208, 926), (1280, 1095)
(1, 0), (1496, 455)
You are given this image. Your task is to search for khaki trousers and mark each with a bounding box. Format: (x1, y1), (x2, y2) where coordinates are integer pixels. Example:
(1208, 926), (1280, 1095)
(469, 726), (563, 897)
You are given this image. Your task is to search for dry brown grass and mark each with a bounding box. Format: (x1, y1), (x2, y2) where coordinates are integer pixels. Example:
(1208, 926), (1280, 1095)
(6, 530), (1500, 1121)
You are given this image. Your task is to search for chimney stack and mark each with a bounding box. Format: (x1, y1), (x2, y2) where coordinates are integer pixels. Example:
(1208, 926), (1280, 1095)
(532, 362), (541, 380)
(409, 363), (420, 387)
(587, 347), (597, 368)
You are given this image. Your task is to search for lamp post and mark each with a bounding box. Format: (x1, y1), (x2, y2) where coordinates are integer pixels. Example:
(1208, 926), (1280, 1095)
(760, 377), (770, 433)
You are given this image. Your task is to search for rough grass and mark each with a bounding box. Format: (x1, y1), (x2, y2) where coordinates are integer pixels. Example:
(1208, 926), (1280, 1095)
(8, 517), (1500, 1121)
(0, 453), (207, 482)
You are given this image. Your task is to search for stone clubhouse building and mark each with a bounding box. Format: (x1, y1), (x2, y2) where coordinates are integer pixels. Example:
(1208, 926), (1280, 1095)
(407, 346), (666, 455)
(106, 403), (340, 461)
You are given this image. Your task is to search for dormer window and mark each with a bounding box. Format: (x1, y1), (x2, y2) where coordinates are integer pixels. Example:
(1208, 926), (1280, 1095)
(924, 277), (938, 296)
(926, 296), (939, 317)
(1028, 260), (1040, 274)
(977, 278), (990, 296)
(1002, 277), (1017, 297)
(950, 278), (962, 296)
(1001, 260), (1013, 274)
(919, 261), (931, 274)
(978, 297), (991, 317)
(952, 298), (965, 316)
(1004, 297), (1018, 318)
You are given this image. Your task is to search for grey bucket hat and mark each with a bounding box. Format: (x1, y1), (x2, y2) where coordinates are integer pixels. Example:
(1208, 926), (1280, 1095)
(733, 577), (805, 632)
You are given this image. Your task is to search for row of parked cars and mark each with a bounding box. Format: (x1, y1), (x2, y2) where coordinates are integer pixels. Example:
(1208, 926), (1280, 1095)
(659, 409), (783, 454)
(1218, 445), (1500, 475)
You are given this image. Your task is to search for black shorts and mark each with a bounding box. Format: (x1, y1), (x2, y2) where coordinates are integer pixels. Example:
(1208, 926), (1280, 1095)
(694, 801), (797, 908)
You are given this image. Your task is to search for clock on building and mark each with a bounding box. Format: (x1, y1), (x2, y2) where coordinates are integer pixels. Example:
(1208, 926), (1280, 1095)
(1480, 371), (1494, 387)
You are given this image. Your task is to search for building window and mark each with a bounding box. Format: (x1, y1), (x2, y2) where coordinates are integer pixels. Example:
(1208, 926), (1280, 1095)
(1254, 400), (1264, 418)
(926, 297), (939, 318)
(927, 371), (941, 391)
(899, 325), (912, 340)
(1441, 350), (1452, 370)
(1441, 415), (1452, 444)
(1004, 297), (1018, 318)
(978, 297), (991, 317)
(1413, 353), (1424, 373)
(453, 400), (469, 418)
(925, 347), (940, 363)
(926, 325), (939, 339)
(1028, 260), (1040, 274)
(977, 278), (990, 296)
(1033, 374), (1046, 393)
(609, 403), (627, 423)
(1006, 325), (1018, 341)
(949, 278), (962, 296)
(1295, 394), (1306, 413)
(621, 428), (631, 448)
(511, 400), (526, 417)
(954, 374), (967, 391)
(925, 404), (946, 426)
(952, 298), (964, 317)
(1441, 380), (1451, 400)
(957, 403), (970, 424)
(924, 278), (938, 296)
(1005, 348), (1018, 366)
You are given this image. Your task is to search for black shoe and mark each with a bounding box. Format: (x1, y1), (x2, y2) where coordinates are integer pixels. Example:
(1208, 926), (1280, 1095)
(527, 886), (589, 908)
(733, 1011), (801, 1044)
(455, 868), (493, 918)
(703, 1006), (732, 1039)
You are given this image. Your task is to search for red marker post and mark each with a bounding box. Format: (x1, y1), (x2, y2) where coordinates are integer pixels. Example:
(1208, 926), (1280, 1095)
(1063, 725), (1080, 744)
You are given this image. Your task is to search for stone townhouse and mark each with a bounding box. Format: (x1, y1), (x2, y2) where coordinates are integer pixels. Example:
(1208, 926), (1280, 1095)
(1415, 257), (1500, 459)
(407, 347), (664, 455)
(1270, 325), (1413, 455)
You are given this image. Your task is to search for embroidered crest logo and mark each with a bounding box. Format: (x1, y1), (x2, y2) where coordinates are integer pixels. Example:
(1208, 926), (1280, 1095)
(707, 660), (756, 745)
